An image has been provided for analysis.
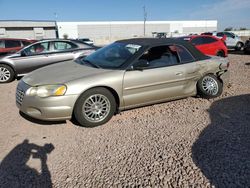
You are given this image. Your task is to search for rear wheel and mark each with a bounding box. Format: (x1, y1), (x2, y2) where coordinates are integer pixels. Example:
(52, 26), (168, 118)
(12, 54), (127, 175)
(216, 50), (225, 57)
(235, 42), (243, 51)
(0, 64), (15, 83)
(197, 74), (223, 98)
(73, 88), (116, 127)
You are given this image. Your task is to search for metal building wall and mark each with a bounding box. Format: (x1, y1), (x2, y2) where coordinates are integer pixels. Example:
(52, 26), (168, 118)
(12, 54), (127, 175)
(76, 22), (171, 44)
(57, 20), (217, 45)
(182, 27), (217, 34)
(0, 20), (57, 39)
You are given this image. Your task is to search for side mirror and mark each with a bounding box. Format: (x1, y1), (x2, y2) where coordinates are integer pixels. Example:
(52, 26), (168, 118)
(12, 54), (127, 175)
(132, 59), (149, 71)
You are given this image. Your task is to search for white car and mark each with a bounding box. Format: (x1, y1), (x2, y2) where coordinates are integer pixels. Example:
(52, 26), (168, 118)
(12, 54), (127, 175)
(202, 31), (244, 51)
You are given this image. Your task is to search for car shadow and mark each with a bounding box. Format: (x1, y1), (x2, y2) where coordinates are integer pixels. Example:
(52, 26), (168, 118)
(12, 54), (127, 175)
(228, 50), (248, 55)
(19, 111), (66, 125)
(0, 139), (54, 188)
(192, 94), (250, 187)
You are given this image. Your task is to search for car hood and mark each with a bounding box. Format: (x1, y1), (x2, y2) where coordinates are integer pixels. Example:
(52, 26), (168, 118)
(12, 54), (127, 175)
(22, 60), (112, 86)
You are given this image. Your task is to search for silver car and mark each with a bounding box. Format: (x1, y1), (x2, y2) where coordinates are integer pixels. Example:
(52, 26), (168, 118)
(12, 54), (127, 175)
(16, 38), (229, 127)
(0, 39), (96, 83)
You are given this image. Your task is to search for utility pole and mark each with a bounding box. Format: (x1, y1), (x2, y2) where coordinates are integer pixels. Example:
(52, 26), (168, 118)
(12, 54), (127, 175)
(143, 6), (147, 36)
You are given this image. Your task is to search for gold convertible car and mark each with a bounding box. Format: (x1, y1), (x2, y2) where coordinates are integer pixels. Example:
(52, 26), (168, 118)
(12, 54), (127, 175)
(16, 38), (229, 127)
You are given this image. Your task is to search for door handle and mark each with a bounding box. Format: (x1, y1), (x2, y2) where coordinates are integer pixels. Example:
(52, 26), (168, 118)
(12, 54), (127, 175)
(176, 72), (183, 76)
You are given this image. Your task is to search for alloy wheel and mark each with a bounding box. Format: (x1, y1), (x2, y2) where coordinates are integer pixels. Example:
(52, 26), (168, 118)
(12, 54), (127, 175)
(0, 67), (11, 82)
(202, 76), (219, 96)
(82, 94), (111, 123)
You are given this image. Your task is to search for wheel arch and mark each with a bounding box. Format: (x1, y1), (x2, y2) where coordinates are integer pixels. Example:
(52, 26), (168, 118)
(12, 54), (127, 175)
(72, 85), (121, 116)
(0, 62), (17, 77)
(216, 50), (225, 57)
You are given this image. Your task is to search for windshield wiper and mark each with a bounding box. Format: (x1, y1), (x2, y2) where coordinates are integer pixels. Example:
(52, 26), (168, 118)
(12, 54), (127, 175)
(82, 59), (101, 69)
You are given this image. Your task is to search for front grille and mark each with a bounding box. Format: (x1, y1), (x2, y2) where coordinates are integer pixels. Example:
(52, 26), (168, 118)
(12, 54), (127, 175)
(16, 88), (25, 105)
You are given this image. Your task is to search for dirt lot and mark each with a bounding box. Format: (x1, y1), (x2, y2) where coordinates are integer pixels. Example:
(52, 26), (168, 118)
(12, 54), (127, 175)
(0, 54), (249, 188)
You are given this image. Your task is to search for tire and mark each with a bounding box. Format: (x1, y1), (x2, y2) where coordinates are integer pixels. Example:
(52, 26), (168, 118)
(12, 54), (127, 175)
(235, 42), (243, 51)
(216, 50), (225, 57)
(0, 64), (15, 83)
(73, 87), (116, 127)
(197, 74), (223, 99)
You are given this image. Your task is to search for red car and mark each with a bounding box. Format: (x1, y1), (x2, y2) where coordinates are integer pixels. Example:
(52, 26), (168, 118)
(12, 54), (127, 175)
(178, 35), (228, 57)
(0, 38), (36, 56)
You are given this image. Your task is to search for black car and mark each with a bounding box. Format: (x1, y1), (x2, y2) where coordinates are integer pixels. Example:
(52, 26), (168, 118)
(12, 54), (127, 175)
(244, 38), (250, 54)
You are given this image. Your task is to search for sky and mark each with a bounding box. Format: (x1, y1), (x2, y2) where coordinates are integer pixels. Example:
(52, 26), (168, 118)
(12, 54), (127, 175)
(0, 0), (249, 30)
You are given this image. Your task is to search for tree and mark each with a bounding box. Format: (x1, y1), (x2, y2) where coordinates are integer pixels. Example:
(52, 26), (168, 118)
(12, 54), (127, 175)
(239, 27), (247, 30)
(224, 27), (233, 31)
(63, 33), (68, 39)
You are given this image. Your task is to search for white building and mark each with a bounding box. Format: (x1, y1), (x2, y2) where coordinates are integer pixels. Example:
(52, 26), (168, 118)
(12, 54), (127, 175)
(57, 20), (217, 44)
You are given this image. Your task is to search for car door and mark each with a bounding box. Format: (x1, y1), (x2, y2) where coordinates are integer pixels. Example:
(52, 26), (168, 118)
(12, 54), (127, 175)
(122, 45), (198, 108)
(46, 41), (79, 63)
(14, 41), (53, 75)
(224, 32), (236, 47)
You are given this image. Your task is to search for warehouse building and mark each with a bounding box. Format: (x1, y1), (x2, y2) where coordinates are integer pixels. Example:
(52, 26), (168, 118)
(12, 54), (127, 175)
(0, 20), (217, 45)
(0, 20), (58, 40)
(57, 20), (217, 44)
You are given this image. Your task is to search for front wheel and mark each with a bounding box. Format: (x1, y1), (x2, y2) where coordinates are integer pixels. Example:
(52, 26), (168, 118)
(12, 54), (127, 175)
(73, 88), (116, 127)
(197, 74), (223, 99)
(0, 64), (15, 83)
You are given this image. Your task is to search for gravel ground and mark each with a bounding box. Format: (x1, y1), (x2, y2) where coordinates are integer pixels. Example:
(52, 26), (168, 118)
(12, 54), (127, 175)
(0, 54), (249, 188)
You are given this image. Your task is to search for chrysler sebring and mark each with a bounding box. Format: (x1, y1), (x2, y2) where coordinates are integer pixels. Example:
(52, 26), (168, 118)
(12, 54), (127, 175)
(16, 38), (229, 127)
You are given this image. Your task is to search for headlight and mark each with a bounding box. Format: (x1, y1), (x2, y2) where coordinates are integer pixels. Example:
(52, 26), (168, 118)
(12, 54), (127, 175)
(26, 85), (67, 98)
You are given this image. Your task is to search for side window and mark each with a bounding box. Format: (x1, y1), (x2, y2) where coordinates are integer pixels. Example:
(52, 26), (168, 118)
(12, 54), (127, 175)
(22, 41), (31, 46)
(5, 40), (21, 48)
(53, 42), (77, 51)
(0, 40), (4, 48)
(138, 45), (180, 69)
(23, 42), (50, 55)
(175, 45), (195, 63)
(224, 32), (234, 38)
(191, 37), (204, 45)
(217, 32), (224, 37)
(202, 37), (217, 44)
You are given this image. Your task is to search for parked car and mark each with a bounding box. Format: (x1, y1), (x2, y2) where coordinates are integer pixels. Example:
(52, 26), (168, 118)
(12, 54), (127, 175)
(0, 38), (36, 56)
(77, 38), (94, 45)
(201, 31), (244, 51)
(16, 38), (229, 127)
(244, 38), (250, 54)
(178, 35), (228, 57)
(0, 39), (96, 83)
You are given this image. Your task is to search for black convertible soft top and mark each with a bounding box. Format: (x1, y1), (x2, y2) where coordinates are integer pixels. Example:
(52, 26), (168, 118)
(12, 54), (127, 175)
(117, 38), (210, 61)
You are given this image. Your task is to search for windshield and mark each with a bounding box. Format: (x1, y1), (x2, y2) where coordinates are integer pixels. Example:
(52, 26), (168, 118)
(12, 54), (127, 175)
(80, 42), (142, 69)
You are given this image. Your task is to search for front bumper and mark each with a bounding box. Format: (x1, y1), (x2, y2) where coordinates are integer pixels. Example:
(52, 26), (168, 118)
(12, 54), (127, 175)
(16, 81), (78, 121)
